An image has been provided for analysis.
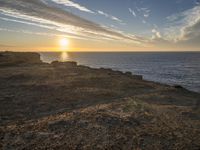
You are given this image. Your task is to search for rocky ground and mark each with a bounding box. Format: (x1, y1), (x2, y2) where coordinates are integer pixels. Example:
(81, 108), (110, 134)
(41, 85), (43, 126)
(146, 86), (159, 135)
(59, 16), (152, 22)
(0, 52), (200, 149)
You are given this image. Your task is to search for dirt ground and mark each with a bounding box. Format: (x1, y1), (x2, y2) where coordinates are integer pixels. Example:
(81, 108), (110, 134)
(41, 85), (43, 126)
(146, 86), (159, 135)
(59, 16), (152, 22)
(0, 53), (200, 149)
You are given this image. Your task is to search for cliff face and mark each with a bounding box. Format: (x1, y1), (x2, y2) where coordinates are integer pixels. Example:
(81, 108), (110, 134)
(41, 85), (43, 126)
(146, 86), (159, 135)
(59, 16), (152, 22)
(0, 52), (42, 66)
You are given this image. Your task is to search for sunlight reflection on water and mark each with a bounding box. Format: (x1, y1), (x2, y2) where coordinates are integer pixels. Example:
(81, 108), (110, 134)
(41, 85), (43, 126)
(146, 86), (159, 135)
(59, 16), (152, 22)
(60, 52), (69, 62)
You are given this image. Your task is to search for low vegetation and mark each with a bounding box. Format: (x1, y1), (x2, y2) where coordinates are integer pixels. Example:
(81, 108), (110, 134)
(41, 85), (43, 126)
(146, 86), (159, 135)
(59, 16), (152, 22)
(0, 52), (199, 149)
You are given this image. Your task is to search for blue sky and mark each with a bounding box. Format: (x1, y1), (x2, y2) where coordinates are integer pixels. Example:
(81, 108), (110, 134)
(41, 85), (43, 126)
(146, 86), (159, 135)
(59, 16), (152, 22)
(0, 0), (200, 51)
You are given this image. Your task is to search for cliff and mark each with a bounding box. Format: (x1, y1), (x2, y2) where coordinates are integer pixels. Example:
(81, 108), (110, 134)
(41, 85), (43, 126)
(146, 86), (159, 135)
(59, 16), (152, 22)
(0, 51), (42, 66)
(0, 52), (199, 149)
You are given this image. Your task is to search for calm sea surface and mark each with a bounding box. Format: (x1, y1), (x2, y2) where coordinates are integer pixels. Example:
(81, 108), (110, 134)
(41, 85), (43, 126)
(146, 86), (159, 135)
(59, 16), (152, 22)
(40, 52), (200, 93)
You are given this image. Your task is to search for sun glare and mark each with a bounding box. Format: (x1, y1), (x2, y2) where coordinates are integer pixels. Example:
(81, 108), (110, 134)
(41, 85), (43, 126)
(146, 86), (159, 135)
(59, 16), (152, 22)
(59, 38), (69, 50)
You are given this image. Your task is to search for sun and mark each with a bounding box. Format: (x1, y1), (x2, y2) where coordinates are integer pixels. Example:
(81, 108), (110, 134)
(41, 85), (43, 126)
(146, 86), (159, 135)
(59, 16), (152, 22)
(59, 38), (69, 48)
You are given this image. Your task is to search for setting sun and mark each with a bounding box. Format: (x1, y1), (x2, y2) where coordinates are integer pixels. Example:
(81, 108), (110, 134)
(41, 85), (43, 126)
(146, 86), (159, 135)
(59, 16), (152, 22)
(59, 38), (69, 48)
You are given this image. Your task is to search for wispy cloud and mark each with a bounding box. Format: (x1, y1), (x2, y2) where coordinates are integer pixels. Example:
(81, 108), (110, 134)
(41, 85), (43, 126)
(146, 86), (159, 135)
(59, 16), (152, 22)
(136, 7), (151, 18)
(0, 0), (144, 44)
(164, 5), (200, 42)
(0, 27), (87, 40)
(128, 8), (136, 17)
(152, 5), (200, 48)
(97, 10), (123, 23)
(50, 0), (94, 13)
(151, 29), (161, 39)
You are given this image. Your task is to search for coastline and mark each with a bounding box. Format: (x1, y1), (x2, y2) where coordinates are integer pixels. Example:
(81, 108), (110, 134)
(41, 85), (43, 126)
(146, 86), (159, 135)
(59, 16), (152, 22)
(39, 51), (200, 93)
(0, 52), (200, 149)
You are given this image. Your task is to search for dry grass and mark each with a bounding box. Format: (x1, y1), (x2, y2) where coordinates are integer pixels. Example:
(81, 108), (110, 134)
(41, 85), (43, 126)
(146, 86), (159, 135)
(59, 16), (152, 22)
(0, 56), (200, 149)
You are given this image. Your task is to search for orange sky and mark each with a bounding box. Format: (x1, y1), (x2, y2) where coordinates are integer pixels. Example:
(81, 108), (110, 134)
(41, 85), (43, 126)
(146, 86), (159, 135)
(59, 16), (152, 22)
(0, 0), (199, 52)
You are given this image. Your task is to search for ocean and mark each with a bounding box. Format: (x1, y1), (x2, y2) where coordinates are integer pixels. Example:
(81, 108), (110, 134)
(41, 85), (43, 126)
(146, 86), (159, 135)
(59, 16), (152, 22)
(40, 52), (200, 93)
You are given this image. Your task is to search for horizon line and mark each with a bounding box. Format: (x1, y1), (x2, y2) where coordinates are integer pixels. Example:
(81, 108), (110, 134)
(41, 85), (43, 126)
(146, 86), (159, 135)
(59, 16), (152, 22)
(1, 50), (200, 53)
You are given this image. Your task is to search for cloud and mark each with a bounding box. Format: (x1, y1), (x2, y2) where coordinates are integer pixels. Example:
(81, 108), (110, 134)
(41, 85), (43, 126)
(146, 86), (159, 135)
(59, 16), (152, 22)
(152, 5), (200, 49)
(133, 6), (151, 25)
(97, 10), (123, 23)
(0, 0), (144, 44)
(152, 29), (161, 39)
(128, 8), (136, 17)
(136, 7), (150, 18)
(0, 26), (87, 40)
(50, 0), (94, 13)
(181, 20), (200, 40)
(142, 20), (146, 24)
(176, 19), (200, 47)
(143, 14), (149, 18)
(164, 5), (200, 44)
(141, 8), (150, 18)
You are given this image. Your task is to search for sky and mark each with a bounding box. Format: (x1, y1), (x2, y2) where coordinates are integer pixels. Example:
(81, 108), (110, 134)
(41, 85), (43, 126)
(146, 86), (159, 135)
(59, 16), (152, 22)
(0, 0), (200, 52)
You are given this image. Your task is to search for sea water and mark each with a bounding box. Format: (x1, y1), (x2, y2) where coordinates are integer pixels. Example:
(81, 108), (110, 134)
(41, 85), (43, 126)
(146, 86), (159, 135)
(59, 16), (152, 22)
(40, 52), (200, 93)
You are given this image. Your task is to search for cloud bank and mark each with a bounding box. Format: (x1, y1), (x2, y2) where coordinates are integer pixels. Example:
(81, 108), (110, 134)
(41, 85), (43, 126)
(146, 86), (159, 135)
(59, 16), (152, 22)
(0, 0), (144, 44)
(152, 5), (200, 49)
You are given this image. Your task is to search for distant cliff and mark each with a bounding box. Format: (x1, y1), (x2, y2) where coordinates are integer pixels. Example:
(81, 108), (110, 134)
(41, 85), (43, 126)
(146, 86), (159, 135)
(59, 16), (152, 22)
(0, 51), (42, 66)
